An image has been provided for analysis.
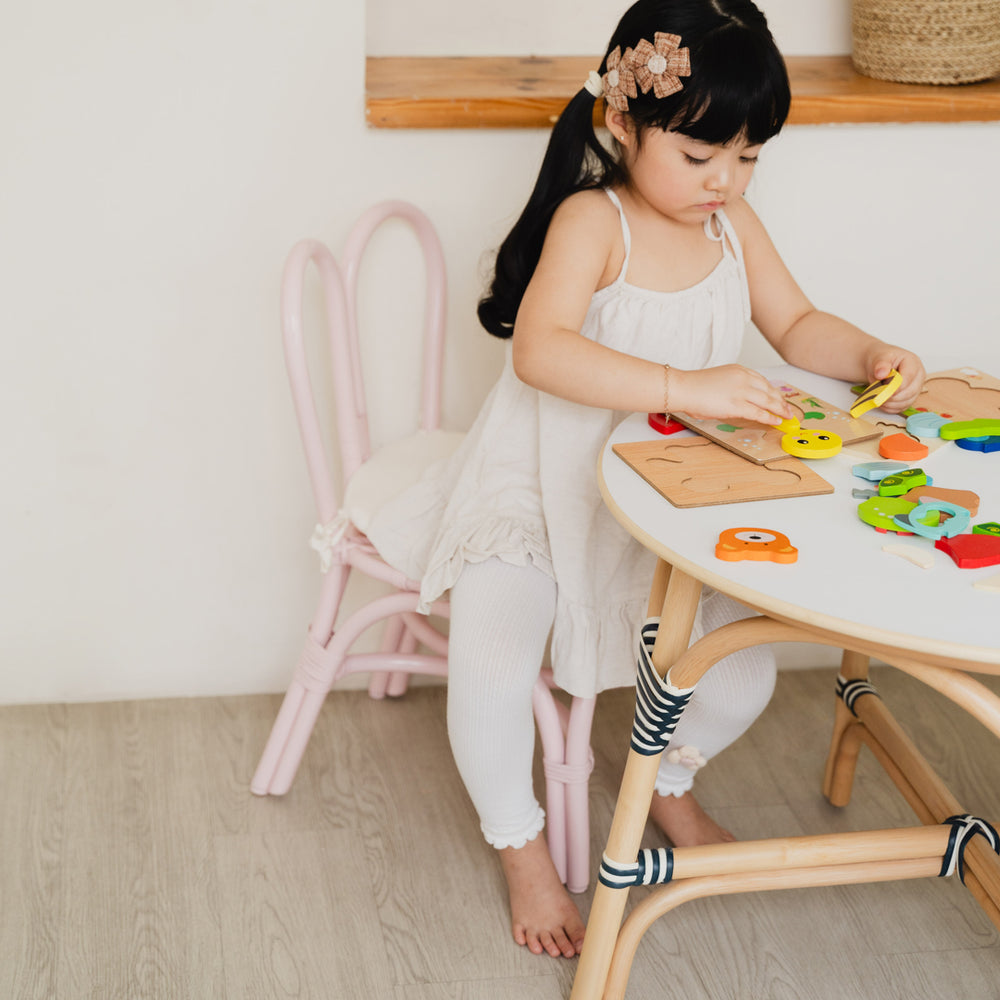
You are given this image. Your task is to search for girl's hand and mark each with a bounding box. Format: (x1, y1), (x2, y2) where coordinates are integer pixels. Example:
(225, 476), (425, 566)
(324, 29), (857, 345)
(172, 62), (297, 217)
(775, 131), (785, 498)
(670, 365), (795, 425)
(864, 347), (926, 414)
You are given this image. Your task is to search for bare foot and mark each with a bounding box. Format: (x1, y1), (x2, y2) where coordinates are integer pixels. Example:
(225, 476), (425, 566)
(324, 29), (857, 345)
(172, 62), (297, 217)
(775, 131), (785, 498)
(647, 790), (736, 847)
(497, 834), (586, 958)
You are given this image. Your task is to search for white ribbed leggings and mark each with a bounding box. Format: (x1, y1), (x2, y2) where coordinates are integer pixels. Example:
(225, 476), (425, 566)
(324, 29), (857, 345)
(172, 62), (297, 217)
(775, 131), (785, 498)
(447, 557), (777, 849)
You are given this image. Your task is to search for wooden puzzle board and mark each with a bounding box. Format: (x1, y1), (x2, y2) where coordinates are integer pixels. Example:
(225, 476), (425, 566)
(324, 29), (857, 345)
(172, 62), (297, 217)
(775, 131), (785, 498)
(918, 367), (1000, 418)
(842, 367), (1000, 460)
(613, 437), (834, 508)
(670, 381), (881, 465)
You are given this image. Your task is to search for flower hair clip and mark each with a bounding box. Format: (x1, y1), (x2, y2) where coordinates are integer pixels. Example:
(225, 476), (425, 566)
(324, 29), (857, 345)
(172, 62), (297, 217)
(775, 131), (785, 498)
(632, 32), (690, 99)
(602, 45), (638, 112)
(594, 32), (691, 111)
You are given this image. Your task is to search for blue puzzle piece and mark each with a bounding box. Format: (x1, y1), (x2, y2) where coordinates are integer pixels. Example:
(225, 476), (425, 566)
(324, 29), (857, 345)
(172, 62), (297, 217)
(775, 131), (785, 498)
(893, 501), (970, 540)
(852, 460), (908, 482)
(905, 412), (948, 438)
(956, 435), (1000, 453)
(906, 411), (948, 437)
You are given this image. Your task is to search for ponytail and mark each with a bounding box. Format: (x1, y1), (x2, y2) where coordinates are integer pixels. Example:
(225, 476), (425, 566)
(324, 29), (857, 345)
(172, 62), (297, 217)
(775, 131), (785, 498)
(477, 0), (789, 340)
(477, 86), (623, 339)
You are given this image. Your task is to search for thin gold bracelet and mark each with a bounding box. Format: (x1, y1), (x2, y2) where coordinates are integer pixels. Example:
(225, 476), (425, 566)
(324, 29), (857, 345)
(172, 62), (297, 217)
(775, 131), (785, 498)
(662, 363), (672, 414)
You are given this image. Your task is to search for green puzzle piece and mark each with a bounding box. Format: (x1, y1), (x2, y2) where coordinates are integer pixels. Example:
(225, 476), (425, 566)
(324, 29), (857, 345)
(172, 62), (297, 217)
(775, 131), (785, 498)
(939, 419), (1000, 441)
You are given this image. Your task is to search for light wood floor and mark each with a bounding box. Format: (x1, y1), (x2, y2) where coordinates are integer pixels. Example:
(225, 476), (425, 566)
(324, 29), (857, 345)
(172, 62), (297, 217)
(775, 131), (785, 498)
(3, 667), (999, 999)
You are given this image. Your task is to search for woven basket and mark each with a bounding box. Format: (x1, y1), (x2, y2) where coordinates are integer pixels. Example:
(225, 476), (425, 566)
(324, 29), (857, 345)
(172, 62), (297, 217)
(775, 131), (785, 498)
(852, 0), (1000, 84)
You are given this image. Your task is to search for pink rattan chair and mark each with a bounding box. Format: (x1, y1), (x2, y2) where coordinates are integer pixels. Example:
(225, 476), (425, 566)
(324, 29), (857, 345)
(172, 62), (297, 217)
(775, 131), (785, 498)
(251, 200), (597, 893)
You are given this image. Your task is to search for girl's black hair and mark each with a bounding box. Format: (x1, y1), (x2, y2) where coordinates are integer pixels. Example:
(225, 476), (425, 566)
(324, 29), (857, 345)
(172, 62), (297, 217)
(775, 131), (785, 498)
(477, 0), (791, 338)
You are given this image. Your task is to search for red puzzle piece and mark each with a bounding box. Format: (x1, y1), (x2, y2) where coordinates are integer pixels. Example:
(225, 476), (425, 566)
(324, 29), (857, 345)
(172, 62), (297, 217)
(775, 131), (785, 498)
(934, 533), (1000, 569)
(647, 412), (686, 435)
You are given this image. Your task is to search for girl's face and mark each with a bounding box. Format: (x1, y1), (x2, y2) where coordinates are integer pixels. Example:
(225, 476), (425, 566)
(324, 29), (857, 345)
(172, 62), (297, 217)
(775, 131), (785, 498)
(618, 124), (763, 224)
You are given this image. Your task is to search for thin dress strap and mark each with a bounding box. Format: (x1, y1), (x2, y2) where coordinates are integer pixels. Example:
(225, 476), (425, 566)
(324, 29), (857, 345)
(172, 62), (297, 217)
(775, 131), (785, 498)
(603, 188), (631, 283)
(706, 210), (752, 321)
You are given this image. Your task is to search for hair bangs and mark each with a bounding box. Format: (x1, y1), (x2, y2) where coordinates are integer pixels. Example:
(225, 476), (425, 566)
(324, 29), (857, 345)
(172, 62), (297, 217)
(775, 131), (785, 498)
(653, 27), (790, 146)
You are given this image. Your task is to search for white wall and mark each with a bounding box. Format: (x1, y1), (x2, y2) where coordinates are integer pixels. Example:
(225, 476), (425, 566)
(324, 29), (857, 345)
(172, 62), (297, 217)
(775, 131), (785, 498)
(2, 1), (997, 704)
(366, 0), (851, 54)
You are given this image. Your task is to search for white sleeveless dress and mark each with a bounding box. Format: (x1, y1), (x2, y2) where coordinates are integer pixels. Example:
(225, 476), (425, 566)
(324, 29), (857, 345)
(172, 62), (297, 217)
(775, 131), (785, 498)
(366, 189), (752, 698)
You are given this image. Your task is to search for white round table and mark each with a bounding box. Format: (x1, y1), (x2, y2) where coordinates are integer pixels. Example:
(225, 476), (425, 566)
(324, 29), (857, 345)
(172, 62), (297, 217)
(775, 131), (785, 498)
(572, 364), (1000, 1000)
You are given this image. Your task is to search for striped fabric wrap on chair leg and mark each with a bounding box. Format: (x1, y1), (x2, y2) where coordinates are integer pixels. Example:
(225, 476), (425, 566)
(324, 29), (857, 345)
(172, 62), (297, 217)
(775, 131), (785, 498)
(598, 618), (697, 889)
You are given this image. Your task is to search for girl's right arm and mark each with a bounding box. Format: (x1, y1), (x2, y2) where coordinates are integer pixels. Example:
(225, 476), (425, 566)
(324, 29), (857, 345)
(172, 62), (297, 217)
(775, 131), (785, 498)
(512, 192), (792, 424)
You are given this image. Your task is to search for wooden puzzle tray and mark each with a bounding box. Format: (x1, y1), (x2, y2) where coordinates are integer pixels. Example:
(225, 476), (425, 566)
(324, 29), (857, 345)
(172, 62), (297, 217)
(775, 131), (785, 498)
(670, 381), (881, 465)
(612, 436), (834, 508)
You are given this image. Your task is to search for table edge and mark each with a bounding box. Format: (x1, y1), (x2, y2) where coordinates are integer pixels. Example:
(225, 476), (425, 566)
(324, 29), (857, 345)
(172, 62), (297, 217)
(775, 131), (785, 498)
(598, 438), (1000, 672)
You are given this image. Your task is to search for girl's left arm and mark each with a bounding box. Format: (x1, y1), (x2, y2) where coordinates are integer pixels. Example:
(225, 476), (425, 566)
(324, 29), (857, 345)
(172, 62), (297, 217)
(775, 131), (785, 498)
(730, 199), (926, 412)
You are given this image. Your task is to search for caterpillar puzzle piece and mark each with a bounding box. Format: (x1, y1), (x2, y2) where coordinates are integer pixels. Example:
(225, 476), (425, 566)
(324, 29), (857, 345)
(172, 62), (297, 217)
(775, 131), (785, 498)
(715, 528), (798, 563)
(850, 370), (902, 418)
(878, 468), (929, 497)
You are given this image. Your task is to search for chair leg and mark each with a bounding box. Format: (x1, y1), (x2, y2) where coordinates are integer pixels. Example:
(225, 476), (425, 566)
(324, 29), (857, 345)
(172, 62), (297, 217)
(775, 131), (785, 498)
(565, 696), (597, 894)
(251, 637), (344, 796)
(368, 615), (405, 700)
(533, 678), (569, 886)
(251, 679), (309, 795)
(823, 649), (870, 806)
(252, 567), (351, 796)
(532, 682), (598, 893)
(384, 631), (415, 697)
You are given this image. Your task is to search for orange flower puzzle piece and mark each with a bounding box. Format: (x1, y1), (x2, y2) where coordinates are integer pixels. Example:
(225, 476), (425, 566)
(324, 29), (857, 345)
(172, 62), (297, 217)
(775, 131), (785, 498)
(716, 528), (798, 563)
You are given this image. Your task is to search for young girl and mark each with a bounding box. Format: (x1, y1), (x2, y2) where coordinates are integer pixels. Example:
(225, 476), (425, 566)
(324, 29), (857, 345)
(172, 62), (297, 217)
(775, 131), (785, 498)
(368, 0), (925, 961)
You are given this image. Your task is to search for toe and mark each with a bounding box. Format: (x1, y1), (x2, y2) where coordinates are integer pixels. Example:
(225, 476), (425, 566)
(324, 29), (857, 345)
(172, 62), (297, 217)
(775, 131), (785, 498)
(551, 927), (576, 958)
(538, 931), (562, 958)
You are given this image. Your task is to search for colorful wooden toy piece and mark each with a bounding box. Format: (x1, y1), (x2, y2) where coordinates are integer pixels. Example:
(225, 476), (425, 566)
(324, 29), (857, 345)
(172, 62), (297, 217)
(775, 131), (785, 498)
(905, 412), (948, 438)
(857, 496), (917, 534)
(893, 500), (970, 540)
(715, 528), (798, 563)
(935, 533), (1000, 569)
(647, 412), (686, 435)
(879, 433), (929, 461)
(773, 417), (800, 434)
(878, 468), (928, 497)
(881, 543), (935, 569)
(671, 381), (880, 465)
(955, 435), (1000, 452)
(852, 460), (908, 481)
(780, 428), (842, 459)
(850, 370), (902, 418)
(973, 571), (1000, 592)
(973, 522), (1000, 536)
(939, 418), (1000, 440)
(902, 485), (980, 515)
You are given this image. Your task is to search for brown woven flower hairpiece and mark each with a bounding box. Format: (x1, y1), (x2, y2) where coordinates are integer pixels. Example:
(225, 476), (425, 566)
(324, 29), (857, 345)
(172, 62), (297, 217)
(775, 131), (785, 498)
(600, 32), (691, 111)
(632, 32), (691, 98)
(602, 45), (638, 112)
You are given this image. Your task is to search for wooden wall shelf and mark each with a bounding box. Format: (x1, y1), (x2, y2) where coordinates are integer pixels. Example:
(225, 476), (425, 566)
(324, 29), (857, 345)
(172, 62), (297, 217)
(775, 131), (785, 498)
(366, 55), (1000, 129)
